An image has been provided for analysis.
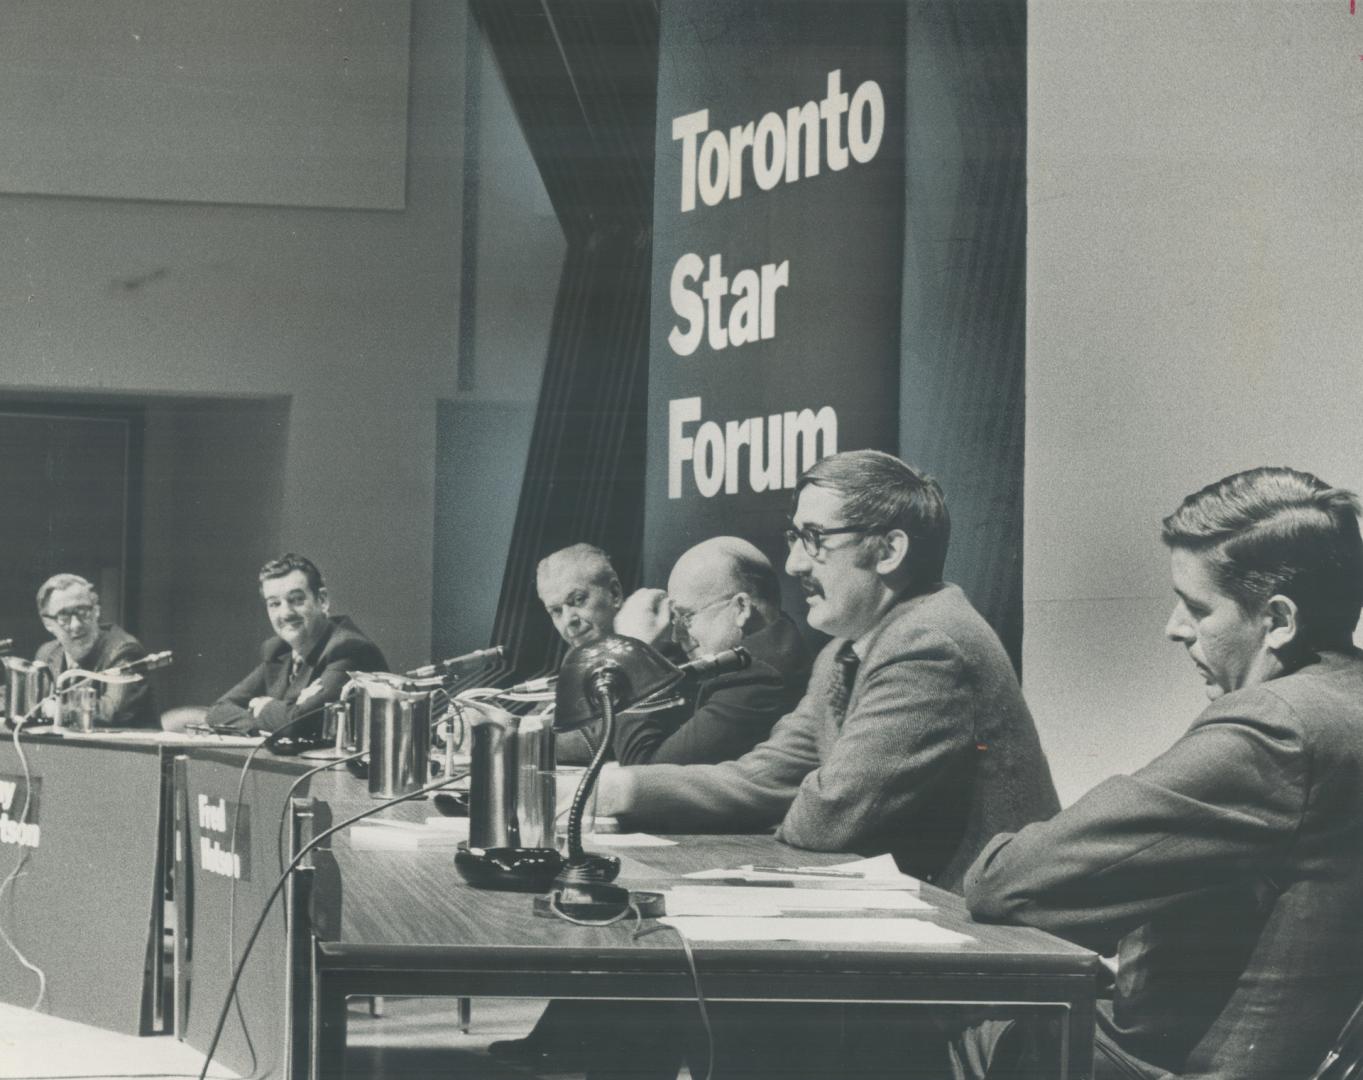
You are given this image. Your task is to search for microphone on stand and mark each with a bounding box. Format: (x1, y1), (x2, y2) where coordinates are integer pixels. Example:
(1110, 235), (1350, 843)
(505, 674), (557, 695)
(109, 650), (174, 676)
(406, 646), (505, 680)
(678, 646), (752, 680)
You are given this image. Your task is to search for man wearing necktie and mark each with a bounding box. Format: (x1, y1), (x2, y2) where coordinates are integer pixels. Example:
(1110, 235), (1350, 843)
(588, 450), (1058, 1079)
(205, 553), (387, 735)
(598, 449), (1057, 890)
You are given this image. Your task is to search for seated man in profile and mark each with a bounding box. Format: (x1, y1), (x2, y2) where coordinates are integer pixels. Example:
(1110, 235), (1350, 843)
(33, 573), (158, 728)
(534, 542), (624, 764)
(961, 467), (1363, 1080)
(205, 553), (387, 735)
(586, 450), (1059, 1080)
(610, 536), (811, 765)
(600, 450), (1058, 890)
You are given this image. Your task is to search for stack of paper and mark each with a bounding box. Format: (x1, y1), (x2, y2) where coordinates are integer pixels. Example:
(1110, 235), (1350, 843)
(347, 815), (469, 850)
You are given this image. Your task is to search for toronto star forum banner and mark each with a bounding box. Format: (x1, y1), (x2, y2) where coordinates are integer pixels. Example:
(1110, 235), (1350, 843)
(644, 0), (906, 607)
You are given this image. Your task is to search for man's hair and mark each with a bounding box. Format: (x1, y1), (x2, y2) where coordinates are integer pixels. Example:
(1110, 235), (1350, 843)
(259, 553), (325, 595)
(536, 543), (621, 594)
(1162, 466), (1363, 648)
(36, 573), (97, 615)
(796, 450), (950, 588)
(727, 548), (782, 609)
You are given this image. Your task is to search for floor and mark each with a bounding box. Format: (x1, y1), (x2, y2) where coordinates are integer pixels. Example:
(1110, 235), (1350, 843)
(0, 997), (598, 1080)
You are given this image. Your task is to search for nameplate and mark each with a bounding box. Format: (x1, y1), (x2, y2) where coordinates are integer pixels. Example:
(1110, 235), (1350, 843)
(0, 772), (41, 849)
(195, 794), (252, 882)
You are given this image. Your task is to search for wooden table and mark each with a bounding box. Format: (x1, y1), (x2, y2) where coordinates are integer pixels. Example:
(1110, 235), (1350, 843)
(291, 789), (1100, 1080)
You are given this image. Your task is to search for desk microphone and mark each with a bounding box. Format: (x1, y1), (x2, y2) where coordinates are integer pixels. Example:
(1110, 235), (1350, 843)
(407, 646), (505, 680)
(678, 646), (751, 680)
(110, 651), (174, 675)
(506, 674), (556, 695)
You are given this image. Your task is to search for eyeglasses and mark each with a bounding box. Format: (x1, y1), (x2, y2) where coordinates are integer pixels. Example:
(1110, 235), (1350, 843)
(672, 594), (736, 632)
(783, 523), (880, 559)
(43, 604), (96, 626)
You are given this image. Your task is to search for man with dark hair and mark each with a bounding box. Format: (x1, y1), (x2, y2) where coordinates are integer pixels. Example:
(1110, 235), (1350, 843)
(962, 466), (1363, 1080)
(205, 553), (387, 735)
(601, 449), (1057, 889)
(33, 573), (158, 728)
(578, 450), (1056, 1080)
(610, 535), (811, 765)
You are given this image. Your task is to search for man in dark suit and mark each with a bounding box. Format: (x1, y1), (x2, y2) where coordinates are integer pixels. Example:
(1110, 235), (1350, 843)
(963, 466), (1363, 1080)
(33, 573), (158, 728)
(205, 553), (387, 735)
(611, 535), (812, 765)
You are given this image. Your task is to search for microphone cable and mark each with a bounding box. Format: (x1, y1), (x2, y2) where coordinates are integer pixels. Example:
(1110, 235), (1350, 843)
(195, 771), (468, 1080)
(0, 715), (46, 1011)
(218, 696), (333, 1077)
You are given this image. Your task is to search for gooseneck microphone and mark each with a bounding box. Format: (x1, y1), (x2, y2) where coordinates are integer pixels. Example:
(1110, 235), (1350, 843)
(406, 645), (505, 680)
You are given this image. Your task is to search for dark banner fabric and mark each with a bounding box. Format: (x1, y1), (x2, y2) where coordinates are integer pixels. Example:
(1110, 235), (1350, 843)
(644, 1), (905, 606)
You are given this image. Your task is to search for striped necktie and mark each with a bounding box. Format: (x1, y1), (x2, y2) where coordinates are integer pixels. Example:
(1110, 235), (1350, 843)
(829, 642), (860, 725)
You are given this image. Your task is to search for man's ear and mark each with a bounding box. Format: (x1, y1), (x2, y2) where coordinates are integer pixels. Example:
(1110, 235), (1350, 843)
(317, 586), (330, 614)
(609, 581), (623, 608)
(732, 593), (755, 632)
(1263, 594), (1299, 652)
(873, 529), (911, 577)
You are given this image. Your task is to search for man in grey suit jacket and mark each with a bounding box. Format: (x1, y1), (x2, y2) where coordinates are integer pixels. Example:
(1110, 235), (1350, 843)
(600, 450), (1058, 891)
(964, 466), (1363, 1080)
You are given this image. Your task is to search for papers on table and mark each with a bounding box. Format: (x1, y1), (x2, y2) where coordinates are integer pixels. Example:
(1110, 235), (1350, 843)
(664, 885), (933, 917)
(347, 815), (469, 850)
(658, 915), (972, 946)
(684, 853), (919, 890)
(587, 831), (677, 848)
(661, 852), (965, 943)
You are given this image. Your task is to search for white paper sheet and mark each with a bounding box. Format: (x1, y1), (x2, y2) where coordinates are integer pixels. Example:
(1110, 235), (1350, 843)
(663, 885), (933, 916)
(658, 916), (972, 946)
(685, 854), (919, 890)
(586, 832), (678, 847)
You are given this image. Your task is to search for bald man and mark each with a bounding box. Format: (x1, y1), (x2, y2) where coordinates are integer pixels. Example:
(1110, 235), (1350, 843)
(611, 536), (812, 765)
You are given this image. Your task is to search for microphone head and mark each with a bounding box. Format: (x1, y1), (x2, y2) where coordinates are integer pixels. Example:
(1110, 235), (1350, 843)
(683, 646), (752, 680)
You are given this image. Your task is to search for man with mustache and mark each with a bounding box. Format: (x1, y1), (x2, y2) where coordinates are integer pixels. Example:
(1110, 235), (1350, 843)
(206, 553), (387, 735)
(961, 467), (1363, 1080)
(599, 450), (1057, 887)
(32, 572), (158, 728)
(586, 450), (1057, 1079)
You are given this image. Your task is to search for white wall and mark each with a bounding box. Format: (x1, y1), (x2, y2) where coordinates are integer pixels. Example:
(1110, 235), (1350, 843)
(1026, 1), (1363, 803)
(0, 0), (466, 684)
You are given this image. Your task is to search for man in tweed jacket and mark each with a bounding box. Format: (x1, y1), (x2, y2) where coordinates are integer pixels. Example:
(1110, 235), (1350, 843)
(600, 450), (1058, 892)
(964, 467), (1363, 1079)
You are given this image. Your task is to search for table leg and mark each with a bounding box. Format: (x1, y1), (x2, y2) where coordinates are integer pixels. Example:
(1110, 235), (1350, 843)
(312, 972), (348, 1080)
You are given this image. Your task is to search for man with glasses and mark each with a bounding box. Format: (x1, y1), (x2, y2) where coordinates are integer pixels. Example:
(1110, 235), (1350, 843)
(33, 573), (158, 728)
(588, 450), (1058, 1079)
(599, 449), (1057, 890)
(609, 535), (811, 765)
